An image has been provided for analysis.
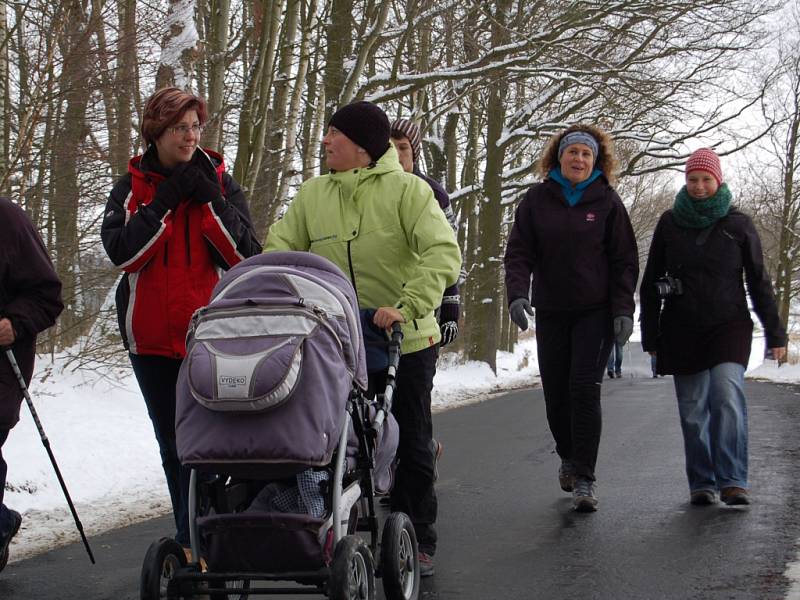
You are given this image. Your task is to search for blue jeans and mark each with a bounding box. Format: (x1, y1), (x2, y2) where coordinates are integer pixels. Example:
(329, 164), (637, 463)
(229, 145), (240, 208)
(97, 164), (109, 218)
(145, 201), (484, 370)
(673, 363), (748, 492)
(606, 341), (623, 374)
(129, 354), (191, 546)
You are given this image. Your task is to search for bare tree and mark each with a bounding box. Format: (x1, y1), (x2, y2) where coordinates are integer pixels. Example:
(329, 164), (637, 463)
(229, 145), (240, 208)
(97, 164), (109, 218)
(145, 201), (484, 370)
(156, 0), (200, 88)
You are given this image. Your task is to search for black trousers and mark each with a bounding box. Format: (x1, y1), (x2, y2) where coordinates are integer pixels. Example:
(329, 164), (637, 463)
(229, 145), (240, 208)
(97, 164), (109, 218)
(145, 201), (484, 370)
(0, 427), (13, 539)
(535, 308), (613, 481)
(368, 344), (438, 555)
(129, 353), (191, 546)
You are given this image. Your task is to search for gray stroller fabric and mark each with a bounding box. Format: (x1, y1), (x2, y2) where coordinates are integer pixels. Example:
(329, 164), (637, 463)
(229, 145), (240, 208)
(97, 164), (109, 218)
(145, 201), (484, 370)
(176, 252), (367, 474)
(348, 405), (399, 494)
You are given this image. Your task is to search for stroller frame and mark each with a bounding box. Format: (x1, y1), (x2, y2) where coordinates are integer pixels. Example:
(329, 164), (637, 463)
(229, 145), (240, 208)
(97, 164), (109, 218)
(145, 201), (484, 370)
(140, 325), (419, 600)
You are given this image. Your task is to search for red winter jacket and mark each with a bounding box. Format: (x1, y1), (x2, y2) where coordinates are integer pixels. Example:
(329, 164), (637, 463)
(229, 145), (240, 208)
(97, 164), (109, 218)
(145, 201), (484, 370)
(101, 147), (261, 358)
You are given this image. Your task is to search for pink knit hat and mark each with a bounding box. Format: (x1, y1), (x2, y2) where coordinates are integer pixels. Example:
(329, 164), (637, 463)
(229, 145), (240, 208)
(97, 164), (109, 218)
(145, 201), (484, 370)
(685, 148), (723, 185)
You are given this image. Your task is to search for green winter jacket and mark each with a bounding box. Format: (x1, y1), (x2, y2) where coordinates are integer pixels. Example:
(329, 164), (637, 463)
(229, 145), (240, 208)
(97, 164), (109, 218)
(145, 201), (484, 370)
(264, 145), (461, 354)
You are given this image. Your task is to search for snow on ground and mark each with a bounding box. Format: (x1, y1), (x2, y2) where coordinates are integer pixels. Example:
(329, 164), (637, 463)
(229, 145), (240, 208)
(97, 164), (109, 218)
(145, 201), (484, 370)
(3, 332), (798, 569)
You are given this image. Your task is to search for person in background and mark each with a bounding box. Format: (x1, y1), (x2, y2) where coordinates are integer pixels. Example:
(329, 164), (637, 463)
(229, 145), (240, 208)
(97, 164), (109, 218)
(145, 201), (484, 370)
(390, 118), (465, 475)
(606, 340), (624, 379)
(650, 353), (659, 378)
(0, 197), (63, 572)
(101, 87), (261, 554)
(264, 101), (461, 576)
(504, 124), (638, 512)
(640, 147), (786, 506)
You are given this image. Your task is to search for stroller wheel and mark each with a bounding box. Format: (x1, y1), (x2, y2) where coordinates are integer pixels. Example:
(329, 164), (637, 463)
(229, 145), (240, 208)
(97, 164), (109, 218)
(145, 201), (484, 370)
(329, 535), (376, 600)
(380, 512), (420, 600)
(140, 537), (187, 600)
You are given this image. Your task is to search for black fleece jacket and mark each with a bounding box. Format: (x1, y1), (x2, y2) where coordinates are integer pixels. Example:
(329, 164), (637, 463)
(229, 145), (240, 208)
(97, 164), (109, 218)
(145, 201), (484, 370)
(504, 176), (638, 317)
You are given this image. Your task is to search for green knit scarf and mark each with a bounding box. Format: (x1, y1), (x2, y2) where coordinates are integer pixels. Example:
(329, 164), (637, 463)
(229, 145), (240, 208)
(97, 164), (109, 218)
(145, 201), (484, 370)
(671, 183), (732, 229)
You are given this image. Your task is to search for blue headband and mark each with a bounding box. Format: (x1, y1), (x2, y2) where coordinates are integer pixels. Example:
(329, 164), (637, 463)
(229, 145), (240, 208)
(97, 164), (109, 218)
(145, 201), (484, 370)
(558, 132), (599, 163)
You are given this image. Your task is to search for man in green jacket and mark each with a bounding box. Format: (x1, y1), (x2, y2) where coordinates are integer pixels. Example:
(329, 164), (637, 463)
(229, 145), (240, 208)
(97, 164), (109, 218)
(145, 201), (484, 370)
(265, 101), (461, 576)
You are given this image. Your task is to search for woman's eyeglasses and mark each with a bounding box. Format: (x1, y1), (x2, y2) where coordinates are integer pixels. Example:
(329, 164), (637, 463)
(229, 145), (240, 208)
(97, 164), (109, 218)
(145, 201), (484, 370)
(169, 124), (204, 136)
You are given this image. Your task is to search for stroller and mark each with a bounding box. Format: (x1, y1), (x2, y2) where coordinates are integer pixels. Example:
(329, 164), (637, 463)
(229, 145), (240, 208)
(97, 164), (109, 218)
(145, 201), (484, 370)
(139, 251), (420, 600)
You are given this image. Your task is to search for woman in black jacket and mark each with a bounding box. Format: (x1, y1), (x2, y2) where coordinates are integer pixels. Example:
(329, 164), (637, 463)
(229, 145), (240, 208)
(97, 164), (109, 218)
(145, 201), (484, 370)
(504, 124), (639, 512)
(640, 148), (786, 506)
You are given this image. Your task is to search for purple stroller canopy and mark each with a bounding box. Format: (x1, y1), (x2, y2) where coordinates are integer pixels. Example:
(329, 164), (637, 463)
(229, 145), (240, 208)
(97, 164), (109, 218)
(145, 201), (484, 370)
(176, 251), (368, 475)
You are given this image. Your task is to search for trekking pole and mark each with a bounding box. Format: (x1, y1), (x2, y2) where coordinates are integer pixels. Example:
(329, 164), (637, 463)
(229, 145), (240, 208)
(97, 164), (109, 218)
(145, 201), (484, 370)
(3, 348), (95, 564)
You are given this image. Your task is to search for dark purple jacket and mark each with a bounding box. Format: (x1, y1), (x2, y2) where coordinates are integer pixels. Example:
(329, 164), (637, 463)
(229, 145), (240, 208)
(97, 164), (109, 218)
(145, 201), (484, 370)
(0, 197), (63, 427)
(504, 176), (638, 317)
(640, 208), (786, 374)
(416, 168), (462, 320)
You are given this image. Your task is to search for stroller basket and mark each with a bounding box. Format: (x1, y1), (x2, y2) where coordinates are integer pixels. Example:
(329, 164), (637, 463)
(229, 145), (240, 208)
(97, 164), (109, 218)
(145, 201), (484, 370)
(198, 512), (327, 572)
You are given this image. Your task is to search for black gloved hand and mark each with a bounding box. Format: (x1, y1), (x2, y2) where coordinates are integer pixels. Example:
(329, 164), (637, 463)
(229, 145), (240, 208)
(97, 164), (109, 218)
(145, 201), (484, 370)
(187, 165), (223, 205)
(153, 162), (194, 212)
(509, 298), (533, 331)
(613, 315), (634, 345)
(438, 295), (460, 346)
(440, 321), (458, 346)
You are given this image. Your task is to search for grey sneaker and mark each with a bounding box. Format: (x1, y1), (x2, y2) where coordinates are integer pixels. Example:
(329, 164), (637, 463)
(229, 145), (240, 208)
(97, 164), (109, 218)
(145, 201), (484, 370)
(431, 439), (443, 482)
(558, 459), (576, 492)
(573, 477), (598, 512)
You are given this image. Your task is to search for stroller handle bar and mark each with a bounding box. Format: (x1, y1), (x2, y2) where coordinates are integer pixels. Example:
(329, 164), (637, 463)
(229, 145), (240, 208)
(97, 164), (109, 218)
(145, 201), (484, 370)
(370, 322), (403, 436)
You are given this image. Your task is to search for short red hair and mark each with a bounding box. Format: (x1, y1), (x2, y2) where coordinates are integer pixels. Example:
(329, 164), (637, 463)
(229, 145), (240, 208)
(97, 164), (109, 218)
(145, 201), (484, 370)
(141, 87), (208, 146)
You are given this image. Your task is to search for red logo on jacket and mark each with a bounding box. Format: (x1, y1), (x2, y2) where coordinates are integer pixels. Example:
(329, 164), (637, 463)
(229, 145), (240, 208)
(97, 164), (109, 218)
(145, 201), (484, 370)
(586, 212), (596, 222)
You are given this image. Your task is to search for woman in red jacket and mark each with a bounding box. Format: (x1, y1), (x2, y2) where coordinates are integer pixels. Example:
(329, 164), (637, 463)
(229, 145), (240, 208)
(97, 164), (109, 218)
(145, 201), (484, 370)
(101, 87), (260, 549)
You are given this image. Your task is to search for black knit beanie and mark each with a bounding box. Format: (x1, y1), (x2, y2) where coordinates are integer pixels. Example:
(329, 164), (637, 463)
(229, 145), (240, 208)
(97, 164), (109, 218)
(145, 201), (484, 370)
(328, 101), (390, 162)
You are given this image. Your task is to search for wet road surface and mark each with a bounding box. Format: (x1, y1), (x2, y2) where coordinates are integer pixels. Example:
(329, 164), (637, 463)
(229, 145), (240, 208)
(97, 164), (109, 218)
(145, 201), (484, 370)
(4, 348), (800, 599)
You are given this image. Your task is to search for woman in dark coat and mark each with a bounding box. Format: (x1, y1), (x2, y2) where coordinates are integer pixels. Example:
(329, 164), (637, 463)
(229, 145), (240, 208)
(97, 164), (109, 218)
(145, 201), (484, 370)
(504, 124), (639, 512)
(101, 87), (261, 550)
(640, 148), (787, 506)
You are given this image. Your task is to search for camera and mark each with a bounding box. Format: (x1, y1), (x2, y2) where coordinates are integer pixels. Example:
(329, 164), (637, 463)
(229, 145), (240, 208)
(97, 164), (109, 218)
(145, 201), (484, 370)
(654, 275), (683, 298)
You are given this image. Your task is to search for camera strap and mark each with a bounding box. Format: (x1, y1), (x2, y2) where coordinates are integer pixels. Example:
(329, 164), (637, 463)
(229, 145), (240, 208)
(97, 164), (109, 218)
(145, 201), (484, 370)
(695, 221), (719, 246)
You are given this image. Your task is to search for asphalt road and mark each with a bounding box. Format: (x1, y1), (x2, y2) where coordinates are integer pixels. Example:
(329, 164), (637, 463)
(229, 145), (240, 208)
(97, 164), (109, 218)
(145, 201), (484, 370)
(3, 348), (800, 599)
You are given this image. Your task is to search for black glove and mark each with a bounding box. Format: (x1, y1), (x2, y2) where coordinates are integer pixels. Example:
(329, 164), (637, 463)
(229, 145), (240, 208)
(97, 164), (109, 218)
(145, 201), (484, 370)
(613, 315), (633, 345)
(438, 295), (460, 346)
(440, 321), (458, 346)
(187, 165), (223, 205)
(153, 162), (194, 212)
(509, 298), (533, 331)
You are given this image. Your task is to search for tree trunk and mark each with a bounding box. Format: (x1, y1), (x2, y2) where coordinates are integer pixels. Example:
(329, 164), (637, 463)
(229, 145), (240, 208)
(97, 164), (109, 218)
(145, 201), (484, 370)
(51, 0), (93, 346)
(109, 0), (137, 176)
(203, 0), (230, 151)
(324, 0), (353, 123)
(254, 0), (299, 233)
(156, 0), (200, 89)
(0, 0), (8, 192)
(775, 77), (799, 333)
(464, 0), (512, 373)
